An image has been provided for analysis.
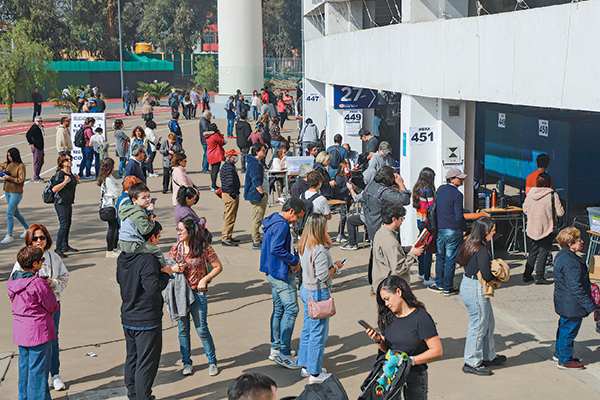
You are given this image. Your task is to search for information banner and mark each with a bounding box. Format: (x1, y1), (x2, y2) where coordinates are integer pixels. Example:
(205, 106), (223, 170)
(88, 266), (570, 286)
(70, 113), (106, 175)
(333, 85), (378, 109)
(343, 110), (362, 136)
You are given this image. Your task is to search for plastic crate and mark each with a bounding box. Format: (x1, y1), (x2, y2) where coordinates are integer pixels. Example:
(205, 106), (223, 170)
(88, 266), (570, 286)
(588, 207), (600, 233)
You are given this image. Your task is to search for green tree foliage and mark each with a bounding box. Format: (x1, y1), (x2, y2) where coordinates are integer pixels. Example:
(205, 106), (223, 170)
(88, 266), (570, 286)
(139, 0), (216, 54)
(0, 22), (55, 121)
(194, 56), (218, 92)
(0, 0), (76, 60)
(48, 85), (81, 113)
(262, 0), (302, 58)
(137, 81), (172, 104)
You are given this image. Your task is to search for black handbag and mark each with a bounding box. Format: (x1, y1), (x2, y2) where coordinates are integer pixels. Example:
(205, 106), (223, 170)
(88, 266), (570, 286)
(551, 191), (566, 236)
(99, 207), (116, 221)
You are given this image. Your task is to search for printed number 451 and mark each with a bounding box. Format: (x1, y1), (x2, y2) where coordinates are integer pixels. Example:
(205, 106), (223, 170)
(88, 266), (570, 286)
(411, 131), (433, 142)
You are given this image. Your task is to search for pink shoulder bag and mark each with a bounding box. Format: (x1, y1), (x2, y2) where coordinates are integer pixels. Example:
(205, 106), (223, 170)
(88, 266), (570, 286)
(307, 247), (336, 319)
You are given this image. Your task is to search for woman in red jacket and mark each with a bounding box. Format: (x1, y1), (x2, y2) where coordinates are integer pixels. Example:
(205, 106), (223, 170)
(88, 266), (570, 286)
(205, 123), (225, 192)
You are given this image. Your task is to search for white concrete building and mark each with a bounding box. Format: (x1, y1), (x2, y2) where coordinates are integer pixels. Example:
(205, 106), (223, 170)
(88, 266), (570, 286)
(302, 0), (600, 243)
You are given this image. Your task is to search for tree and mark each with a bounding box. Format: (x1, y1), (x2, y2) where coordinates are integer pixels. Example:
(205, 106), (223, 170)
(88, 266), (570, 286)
(139, 0), (216, 54)
(262, 0), (302, 58)
(137, 81), (171, 104)
(194, 55), (218, 92)
(0, 22), (55, 121)
(48, 85), (81, 113)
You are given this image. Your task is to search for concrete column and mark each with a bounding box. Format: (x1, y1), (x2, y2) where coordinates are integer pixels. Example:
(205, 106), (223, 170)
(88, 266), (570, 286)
(217, 0), (263, 95)
(399, 95), (467, 243)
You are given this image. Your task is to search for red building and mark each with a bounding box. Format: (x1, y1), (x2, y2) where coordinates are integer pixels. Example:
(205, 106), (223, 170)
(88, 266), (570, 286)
(202, 25), (218, 53)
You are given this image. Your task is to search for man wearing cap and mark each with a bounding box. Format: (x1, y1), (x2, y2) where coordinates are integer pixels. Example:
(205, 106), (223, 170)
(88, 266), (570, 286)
(221, 148), (242, 246)
(363, 141), (395, 184)
(26, 117), (46, 183)
(429, 168), (468, 296)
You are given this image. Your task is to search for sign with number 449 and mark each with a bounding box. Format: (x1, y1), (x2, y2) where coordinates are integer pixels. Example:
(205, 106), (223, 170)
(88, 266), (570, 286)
(409, 126), (437, 146)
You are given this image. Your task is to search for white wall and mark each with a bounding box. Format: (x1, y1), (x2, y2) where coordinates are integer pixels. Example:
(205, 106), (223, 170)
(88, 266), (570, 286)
(305, 0), (600, 112)
(217, 0), (263, 95)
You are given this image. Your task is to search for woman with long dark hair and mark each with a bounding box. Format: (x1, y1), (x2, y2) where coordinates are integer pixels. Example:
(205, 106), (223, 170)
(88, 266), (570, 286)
(97, 158), (123, 258)
(411, 167), (436, 286)
(51, 154), (79, 258)
(365, 276), (443, 399)
(13, 224), (69, 391)
(297, 214), (344, 383)
(0, 148), (29, 244)
(458, 216), (506, 376)
(169, 216), (223, 377)
(523, 172), (564, 284)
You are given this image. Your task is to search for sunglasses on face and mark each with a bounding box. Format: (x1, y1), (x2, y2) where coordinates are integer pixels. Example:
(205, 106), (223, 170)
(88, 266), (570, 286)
(32, 235), (47, 241)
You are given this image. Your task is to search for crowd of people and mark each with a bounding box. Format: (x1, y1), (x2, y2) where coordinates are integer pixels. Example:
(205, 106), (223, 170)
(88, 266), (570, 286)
(4, 89), (600, 400)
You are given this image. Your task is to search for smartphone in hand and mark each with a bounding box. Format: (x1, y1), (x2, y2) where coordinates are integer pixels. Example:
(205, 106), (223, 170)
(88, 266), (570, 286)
(358, 319), (379, 333)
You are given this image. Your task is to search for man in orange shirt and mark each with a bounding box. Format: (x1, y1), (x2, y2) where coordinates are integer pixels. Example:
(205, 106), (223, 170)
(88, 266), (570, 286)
(525, 154), (552, 195)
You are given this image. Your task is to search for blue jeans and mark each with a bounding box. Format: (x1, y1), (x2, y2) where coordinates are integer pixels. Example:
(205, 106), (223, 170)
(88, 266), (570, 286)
(554, 316), (583, 365)
(417, 221), (432, 280)
(50, 305), (61, 376)
(119, 157), (127, 177)
(227, 118), (235, 137)
(125, 102), (131, 115)
(5, 192), (28, 236)
(460, 276), (496, 367)
(251, 105), (259, 120)
(79, 146), (94, 177)
(93, 150), (100, 177)
(297, 285), (330, 374)
(435, 229), (463, 290)
(177, 290), (217, 366)
(18, 342), (52, 400)
(202, 143), (210, 172)
(266, 273), (299, 356)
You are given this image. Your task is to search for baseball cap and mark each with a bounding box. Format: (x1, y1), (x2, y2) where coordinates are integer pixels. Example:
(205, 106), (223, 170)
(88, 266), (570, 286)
(225, 148), (242, 158)
(446, 168), (467, 180)
(379, 141), (391, 154)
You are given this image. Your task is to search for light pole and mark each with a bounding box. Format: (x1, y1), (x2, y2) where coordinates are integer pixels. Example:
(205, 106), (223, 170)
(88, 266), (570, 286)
(117, 0), (124, 99)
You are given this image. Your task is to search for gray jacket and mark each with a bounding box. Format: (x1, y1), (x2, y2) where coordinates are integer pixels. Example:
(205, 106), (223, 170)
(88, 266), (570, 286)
(299, 123), (319, 143)
(363, 152), (395, 184)
(159, 140), (184, 168)
(363, 182), (411, 239)
(163, 273), (195, 323)
(114, 129), (129, 158)
(300, 244), (333, 291)
(199, 117), (210, 145)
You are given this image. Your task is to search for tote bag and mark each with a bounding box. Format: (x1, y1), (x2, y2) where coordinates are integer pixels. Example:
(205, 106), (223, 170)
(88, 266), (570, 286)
(307, 247), (336, 319)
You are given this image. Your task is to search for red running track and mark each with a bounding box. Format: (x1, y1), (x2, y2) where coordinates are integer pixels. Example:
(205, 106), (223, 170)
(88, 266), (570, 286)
(0, 108), (171, 137)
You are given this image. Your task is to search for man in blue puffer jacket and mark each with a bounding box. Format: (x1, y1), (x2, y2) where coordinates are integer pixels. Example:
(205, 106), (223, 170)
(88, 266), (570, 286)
(259, 198), (305, 370)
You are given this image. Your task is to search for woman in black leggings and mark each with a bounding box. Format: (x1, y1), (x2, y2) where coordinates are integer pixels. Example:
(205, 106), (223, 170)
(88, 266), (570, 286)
(51, 154), (79, 258)
(97, 158), (122, 258)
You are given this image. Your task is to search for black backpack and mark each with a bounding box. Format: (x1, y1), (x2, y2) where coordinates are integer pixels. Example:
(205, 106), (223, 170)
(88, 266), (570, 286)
(296, 374), (349, 400)
(42, 175), (56, 204)
(293, 192), (320, 235)
(329, 145), (343, 170)
(74, 126), (86, 148)
(425, 201), (437, 232)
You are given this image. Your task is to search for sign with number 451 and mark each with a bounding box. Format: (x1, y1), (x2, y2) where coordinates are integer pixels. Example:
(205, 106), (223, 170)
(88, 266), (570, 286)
(409, 126), (437, 146)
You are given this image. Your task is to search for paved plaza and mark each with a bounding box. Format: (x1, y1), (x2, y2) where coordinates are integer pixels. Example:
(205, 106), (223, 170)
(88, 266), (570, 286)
(1, 107), (599, 399)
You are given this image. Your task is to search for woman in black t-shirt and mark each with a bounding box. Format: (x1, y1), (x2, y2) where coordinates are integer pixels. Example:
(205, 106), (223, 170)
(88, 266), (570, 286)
(366, 276), (443, 400)
(458, 216), (506, 376)
(51, 154), (79, 258)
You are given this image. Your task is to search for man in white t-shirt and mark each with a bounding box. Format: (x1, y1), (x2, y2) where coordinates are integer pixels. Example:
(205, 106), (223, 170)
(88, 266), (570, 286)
(302, 171), (331, 220)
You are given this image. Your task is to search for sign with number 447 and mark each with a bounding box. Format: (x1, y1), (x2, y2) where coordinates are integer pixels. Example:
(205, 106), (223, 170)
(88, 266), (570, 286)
(409, 126), (437, 146)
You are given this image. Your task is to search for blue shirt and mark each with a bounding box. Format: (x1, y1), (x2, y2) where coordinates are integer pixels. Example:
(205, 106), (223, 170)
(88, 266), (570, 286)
(226, 101), (236, 120)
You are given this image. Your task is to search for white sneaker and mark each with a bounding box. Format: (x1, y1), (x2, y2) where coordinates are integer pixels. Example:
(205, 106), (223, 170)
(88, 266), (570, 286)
(301, 367), (327, 378)
(20, 230), (27, 239)
(269, 348), (295, 361)
(423, 278), (436, 286)
(208, 364), (219, 376)
(1, 235), (14, 244)
(182, 364), (193, 376)
(417, 274), (424, 280)
(106, 251), (119, 258)
(308, 372), (332, 384)
(148, 173), (159, 178)
(274, 353), (302, 370)
(52, 374), (66, 391)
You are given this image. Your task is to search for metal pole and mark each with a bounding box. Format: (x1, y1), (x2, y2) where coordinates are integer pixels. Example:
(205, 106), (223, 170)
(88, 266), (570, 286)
(117, 0), (124, 98)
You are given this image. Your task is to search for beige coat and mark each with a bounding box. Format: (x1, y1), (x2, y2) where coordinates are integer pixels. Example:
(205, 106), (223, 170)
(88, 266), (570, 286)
(523, 187), (564, 241)
(477, 259), (511, 298)
(372, 225), (418, 291)
(56, 125), (72, 153)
